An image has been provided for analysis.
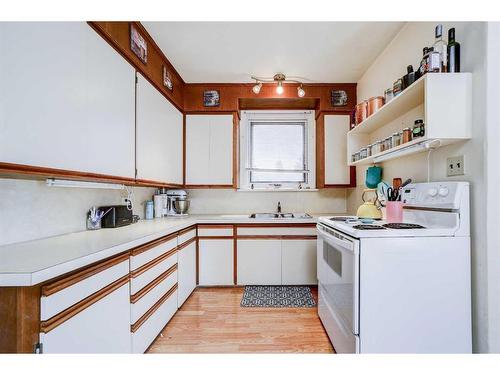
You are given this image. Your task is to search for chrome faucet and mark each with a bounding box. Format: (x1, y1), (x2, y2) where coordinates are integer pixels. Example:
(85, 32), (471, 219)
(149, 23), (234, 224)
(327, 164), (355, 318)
(277, 201), (282, 214)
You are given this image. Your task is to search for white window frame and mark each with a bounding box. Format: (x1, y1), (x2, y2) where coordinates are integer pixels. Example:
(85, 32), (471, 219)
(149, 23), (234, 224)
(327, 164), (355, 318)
(239, 110), (316, 191)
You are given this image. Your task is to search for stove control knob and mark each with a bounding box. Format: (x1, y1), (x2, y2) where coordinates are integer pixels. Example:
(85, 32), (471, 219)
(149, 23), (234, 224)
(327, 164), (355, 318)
(438, 187), (449, 197)
(427, 188), (438, 197)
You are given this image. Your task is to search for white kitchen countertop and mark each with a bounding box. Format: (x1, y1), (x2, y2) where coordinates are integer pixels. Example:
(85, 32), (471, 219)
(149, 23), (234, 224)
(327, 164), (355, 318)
(0, 214), (334, 286)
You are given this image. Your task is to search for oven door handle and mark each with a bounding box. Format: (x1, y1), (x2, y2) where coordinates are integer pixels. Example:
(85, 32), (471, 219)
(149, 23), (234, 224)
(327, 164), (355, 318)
(316, 224), (355, 253)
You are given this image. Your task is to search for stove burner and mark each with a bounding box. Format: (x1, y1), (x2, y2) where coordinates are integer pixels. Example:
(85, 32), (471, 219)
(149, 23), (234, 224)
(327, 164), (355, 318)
(353, 225), (386, 230)
(382, 223), (426, 229)
(329, 216), (357, 222)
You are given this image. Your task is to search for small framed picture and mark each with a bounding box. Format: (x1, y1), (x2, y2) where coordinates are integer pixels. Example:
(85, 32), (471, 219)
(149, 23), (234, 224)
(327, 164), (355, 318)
(130, 24), (147, 64)
(163, 65), (173, 91)
(331, 90), (348, 107)
(203, 90), (220, 107)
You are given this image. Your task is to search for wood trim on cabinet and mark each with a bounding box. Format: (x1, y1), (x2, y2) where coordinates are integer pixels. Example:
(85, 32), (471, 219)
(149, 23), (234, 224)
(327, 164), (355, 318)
(0, 162), (137, 186)
(198, 224), (234, 229)
(182, 114), (187, 186)
(130, 232), (178, 257)
(131, 283), (178, 333)
(323, 166), (357, 188)
(233, 225), (238, 285)
(237, 235), (317, 240)
(130, 264), (177, 304)
(0, 286), (41, 353)
(195, 237), (200, 285)
(41, 253), (129, 297)
(232, 113), (239, 189)
(177, 236), (196, 251)
(178, 225), (197, 237)
(40, 275), (129, 334)
(198, 236), (234, 240)
(184, 184), (235, 189)
(134, 179), (184, 188)
(130, 248), (178, 278)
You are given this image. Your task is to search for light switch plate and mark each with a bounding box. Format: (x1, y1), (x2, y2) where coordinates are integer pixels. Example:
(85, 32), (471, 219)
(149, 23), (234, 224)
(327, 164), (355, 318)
(447, 155), (465, 176)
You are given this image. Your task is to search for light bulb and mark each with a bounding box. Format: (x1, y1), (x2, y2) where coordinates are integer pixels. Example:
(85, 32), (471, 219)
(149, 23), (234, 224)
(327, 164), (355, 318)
(252, 82), (262, 94)
(297, 85), (305, 97)
(276, 82), (284, 95)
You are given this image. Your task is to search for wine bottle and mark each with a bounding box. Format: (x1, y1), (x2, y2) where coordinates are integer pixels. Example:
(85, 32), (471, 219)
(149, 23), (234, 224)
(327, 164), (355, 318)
(447, 28), (461, 72)
(433, 24), (447, 72)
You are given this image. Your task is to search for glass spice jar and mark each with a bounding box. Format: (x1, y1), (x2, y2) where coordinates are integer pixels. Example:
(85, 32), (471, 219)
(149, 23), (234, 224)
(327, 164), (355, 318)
(392, 132), (402, 147)
(384, 88), (394, 103)
(393, 79), (403, 97)
(402, 127), (412, 143)
(366, 144), (373, 157)
(360, 148), (368, 159)
(372, 141), (381, 154)
(385, 136), (393, 150)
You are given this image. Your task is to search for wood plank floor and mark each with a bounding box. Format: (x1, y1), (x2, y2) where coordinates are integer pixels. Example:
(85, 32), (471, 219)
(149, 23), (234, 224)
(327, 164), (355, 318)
(147, 287), (334, 353)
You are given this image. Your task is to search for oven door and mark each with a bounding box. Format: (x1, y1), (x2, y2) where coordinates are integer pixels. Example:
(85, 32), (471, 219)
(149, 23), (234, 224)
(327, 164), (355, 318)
(317, 223), (360, 351)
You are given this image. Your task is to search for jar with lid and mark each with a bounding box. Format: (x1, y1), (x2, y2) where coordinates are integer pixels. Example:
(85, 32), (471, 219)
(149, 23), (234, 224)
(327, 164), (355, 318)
(385, 136), (393, 150)
(355, 101), (368, 125)
(372, 141), (381, 154)
(366, 144), (373, 157)
(384, 88), (394, 103)
(393, 79), (403, 97)
(413, 119), (425, 138)
(392, 132), (402, 147)
(360, 148), (368, 159)
(402, 127), (412, 143)
(353, 152), (360, 162)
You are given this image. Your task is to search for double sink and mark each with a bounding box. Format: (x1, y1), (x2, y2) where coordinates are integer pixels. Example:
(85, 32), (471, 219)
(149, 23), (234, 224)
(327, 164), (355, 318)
(249, 213), (312, 219)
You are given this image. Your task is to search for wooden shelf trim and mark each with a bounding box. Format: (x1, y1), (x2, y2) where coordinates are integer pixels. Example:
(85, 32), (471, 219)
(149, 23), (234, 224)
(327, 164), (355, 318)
(41, 253), (129, 297)
(130, 248), (178, 278)
(131, 283), (178, 333)
(130, 232), (178, 256)
(40, 275), (129, 334)
(130, 264), (177, 304)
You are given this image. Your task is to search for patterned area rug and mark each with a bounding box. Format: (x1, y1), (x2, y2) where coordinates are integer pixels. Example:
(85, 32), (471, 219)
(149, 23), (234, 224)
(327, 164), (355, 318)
(240, 286), (316, 308)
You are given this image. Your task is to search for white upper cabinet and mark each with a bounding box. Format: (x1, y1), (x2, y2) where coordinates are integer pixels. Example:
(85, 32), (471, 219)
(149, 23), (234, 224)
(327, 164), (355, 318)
(324, 115), (351, 185)
(185, 114), (234, 186)
(136, 74), (183, 184)
(0, 23), (136, 178)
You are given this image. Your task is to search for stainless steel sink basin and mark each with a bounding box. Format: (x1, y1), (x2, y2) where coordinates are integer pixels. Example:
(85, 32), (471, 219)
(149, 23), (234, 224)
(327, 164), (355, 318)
(249, 213), (312, 219)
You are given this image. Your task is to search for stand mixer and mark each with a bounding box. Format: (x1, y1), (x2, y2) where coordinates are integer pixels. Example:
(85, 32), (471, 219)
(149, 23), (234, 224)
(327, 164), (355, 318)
(166, 190), (190, 216)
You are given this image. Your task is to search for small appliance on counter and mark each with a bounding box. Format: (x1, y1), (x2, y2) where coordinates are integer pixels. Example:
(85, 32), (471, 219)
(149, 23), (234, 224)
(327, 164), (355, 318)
(98, 205), (133, 228)
(166, 189), (190, 216)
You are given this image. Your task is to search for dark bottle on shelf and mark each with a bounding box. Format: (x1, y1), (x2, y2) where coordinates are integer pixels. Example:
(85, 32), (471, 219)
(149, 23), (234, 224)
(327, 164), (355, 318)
(447, 28), (461, 72)
(419, 47), (430, 76)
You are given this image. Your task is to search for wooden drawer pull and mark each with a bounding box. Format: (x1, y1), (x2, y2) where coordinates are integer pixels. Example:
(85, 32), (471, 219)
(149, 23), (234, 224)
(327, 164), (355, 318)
(41, 253), (129, 297)
(130, 248), (178, 279)
(131, 232), (177, 256)
(178, 225), (196, 236)
(40, 275), (129, 333)
(177, 237), (196, 250)
(131, 283), (178, 333)
(130, 264), (177, 304)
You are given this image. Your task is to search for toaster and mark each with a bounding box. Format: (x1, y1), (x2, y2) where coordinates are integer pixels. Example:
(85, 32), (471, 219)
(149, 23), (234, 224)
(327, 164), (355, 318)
(99, 205), (133, 228)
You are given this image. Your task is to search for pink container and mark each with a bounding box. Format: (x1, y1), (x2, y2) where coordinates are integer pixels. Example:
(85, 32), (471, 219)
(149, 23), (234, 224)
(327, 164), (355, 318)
(385, 201), (403, 223)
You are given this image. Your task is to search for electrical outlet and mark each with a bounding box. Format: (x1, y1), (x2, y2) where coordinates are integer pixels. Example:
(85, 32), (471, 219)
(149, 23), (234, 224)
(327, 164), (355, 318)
(447, 155), (465, 176)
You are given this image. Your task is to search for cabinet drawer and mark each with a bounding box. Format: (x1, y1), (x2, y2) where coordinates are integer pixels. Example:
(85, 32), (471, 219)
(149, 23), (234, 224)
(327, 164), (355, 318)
(130, 250), (177, 295)
(130, 266), (177, 324)
(40, 278), (131, 353)
(41, 253), (129, 321)
(237, 225), (317, 237)
(178, 226), (196, 245)
(131, 284), (178, 353)
(198, 225), (233, 237)
(130, 233), (177, 271)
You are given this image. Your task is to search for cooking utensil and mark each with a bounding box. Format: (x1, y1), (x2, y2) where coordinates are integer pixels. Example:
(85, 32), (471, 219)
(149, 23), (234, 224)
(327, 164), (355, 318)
(401, 178), (412, 188)
(393, 178), (402, 190)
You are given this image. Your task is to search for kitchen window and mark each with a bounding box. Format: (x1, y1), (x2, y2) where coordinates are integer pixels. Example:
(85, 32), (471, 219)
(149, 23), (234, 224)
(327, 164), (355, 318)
(240, 111), (316, 190)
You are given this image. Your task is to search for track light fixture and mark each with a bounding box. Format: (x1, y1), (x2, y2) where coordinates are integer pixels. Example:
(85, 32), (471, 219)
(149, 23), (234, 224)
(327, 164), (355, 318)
(250, 73), (307, 97)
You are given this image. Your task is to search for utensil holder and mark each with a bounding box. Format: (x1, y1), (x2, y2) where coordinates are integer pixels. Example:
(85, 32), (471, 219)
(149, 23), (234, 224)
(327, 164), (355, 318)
(86, 216), (101, 230)
(386, 201), (403, 223)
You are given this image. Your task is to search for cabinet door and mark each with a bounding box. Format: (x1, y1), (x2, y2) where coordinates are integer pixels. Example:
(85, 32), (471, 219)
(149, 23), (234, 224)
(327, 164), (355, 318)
(177, 241), (197, 307)
(0, 23), (136, 178)
(324, 115), (351, 185)
(237, 239), (281, 285)
(136, 73), (183, 184)
(185, 114), (234, 185)
(198, 239), (234, 286)
(282, 240), (317, 285)
(40, 282), (131, 353)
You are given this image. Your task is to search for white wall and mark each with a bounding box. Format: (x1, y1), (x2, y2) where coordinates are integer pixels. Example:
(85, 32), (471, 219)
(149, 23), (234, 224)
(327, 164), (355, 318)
(0, 178), (155, 246)
(486, 22), (500, 353)
(187, 189), (347, 215)
(348, 22), (489, 352)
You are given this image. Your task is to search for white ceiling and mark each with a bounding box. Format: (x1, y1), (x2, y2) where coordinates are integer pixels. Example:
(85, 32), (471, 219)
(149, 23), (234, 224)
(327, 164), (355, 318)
(143, 22), (405, 83)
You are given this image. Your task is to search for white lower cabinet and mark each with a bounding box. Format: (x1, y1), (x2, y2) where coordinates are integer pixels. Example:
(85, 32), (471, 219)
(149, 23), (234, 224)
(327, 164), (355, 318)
(237, 240), (281, 285)
(177, 241), (197, 307)
(131, 287), (178, 353)
(281, 240), (317, 285)
(199, 239), (234, 286)
(40, 282), (131, 353)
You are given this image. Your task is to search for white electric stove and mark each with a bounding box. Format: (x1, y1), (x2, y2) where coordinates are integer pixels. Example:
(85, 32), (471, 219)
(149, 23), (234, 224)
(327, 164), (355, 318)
(316, 182), (472, 353)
